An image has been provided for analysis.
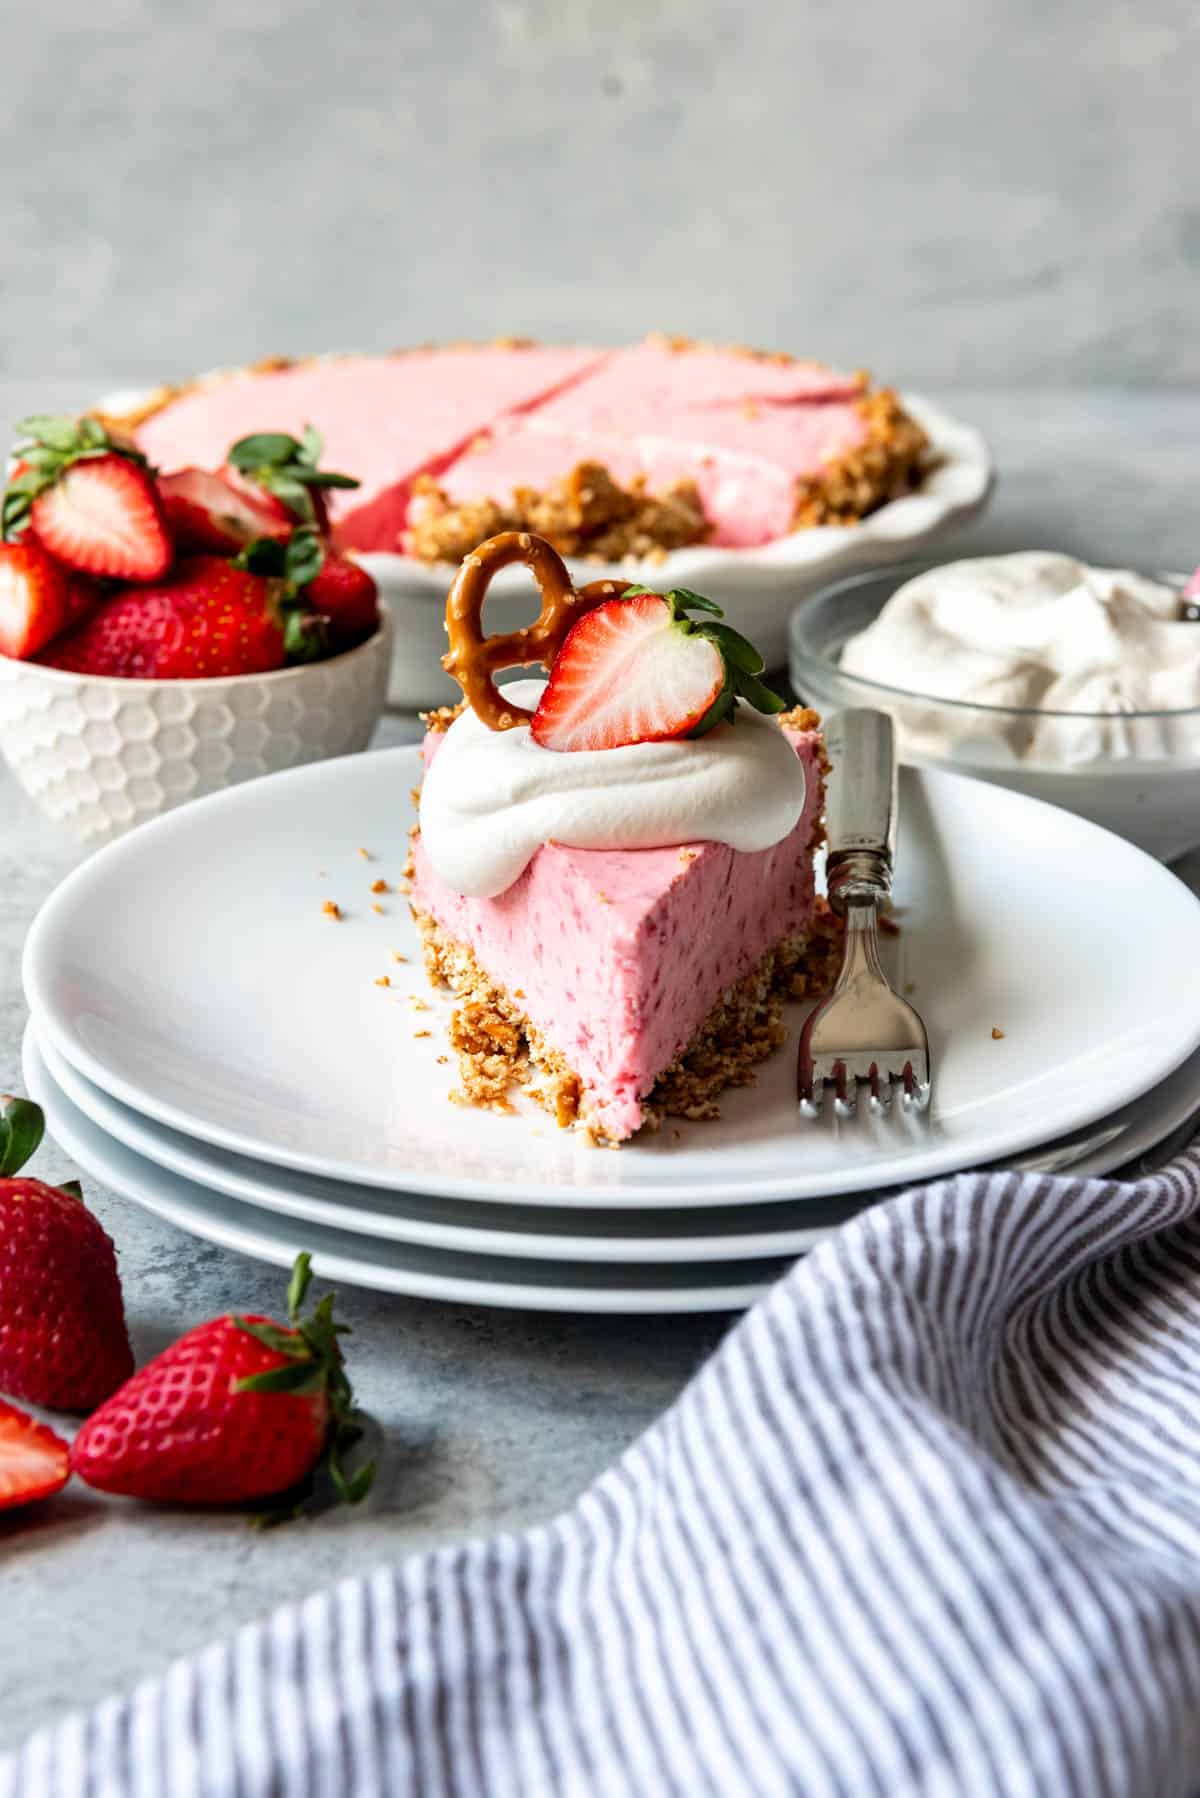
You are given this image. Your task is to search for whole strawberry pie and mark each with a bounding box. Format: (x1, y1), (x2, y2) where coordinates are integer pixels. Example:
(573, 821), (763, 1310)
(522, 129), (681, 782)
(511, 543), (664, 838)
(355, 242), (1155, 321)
(408, 531), (840, 1143)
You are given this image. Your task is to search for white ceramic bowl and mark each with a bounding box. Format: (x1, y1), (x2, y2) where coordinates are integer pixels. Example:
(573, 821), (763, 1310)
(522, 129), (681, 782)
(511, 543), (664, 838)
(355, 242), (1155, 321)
(0, 608), (392, 849)
(361, 390), (993, 706)
(790, 562), (1200, 862)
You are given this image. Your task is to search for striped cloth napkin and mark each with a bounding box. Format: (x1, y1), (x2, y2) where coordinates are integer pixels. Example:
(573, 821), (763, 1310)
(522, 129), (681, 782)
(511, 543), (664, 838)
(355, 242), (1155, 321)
(5, 1145), (1200, 1798)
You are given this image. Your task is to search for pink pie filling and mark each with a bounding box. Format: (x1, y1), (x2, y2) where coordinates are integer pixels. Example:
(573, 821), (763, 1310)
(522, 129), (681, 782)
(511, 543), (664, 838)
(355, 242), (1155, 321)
(432, 345), (870, 546)
(134, 348), (605, 550)
(132, 343), (871, 554)
(410, 727), (824, 1140)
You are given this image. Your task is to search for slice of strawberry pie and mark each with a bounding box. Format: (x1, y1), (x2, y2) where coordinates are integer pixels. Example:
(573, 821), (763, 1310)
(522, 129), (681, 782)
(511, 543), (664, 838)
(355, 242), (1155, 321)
(408, 532), (838, 1143)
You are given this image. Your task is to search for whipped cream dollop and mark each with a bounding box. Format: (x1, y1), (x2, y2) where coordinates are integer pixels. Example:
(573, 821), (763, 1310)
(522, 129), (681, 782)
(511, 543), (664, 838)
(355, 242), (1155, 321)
(418, 680), (807, 898)
(839, 552), (1200, 767)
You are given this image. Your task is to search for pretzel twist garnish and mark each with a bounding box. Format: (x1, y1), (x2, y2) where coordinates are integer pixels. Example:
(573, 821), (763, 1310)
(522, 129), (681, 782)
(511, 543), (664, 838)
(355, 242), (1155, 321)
(442, 531), (634, 730)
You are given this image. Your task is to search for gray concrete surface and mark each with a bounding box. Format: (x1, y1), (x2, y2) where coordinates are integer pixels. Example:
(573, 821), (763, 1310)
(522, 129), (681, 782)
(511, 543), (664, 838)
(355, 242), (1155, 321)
(2, 3), (1198, 386)
(0, 382), (1197, 1751)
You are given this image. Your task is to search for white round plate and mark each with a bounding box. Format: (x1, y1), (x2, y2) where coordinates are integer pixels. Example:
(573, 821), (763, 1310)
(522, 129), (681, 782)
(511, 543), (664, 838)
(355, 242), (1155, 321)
(29, 1020), (1200, 1263)
(21, 1033), (784, 1312)
(25, 748), (1200, 1207)
(31, 1024), (865, 1261)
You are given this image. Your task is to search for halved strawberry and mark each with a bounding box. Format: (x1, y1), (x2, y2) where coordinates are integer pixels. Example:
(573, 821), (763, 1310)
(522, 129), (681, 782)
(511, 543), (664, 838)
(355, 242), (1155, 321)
(530, 585), (785, 752)
(158, 468), (292, 555)
(0, 1402), (70, 1512)
(31, 454), (172, 581)
(223, 427), (359, 534)
(0, 540), (96, 660)
(39, 557), (285, 680)
(220, 465), (300, 529)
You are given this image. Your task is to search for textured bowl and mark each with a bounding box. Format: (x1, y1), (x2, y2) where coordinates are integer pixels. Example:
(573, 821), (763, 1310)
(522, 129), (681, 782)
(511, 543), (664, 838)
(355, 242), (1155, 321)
(0, 608), (392, 849)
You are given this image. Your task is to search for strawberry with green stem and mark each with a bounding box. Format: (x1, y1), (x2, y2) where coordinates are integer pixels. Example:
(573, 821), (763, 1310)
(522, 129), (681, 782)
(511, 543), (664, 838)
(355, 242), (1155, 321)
(531, 584), (786, 752)
(71, 1252), (375, 1515)
(4, 415), (172, 581)
(224, 427), (359, 534)
(236, 528), (379, 660)
(0, 1095), (134, 1411)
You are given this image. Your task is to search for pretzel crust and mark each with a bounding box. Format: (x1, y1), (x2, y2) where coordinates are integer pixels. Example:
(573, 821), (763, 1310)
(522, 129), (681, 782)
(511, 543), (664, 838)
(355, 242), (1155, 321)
(442, 530), (634, 731)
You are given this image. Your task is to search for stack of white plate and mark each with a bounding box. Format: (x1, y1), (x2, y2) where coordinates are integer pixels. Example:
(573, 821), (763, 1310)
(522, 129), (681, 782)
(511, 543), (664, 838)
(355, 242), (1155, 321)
(20, 747), (1200, 1314)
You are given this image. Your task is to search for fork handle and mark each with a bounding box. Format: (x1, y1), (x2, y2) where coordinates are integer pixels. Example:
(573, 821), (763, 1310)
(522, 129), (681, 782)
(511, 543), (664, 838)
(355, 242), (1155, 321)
(822, 708), (896, 914)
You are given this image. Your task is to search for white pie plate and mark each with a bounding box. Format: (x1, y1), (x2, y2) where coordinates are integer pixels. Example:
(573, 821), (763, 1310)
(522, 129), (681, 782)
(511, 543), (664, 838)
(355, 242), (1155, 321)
(102, 384), (992, 708)
(23, 746), (1200, 1208)
(28, 1019), (1200, 1264)
(21, 1029), (1199, 1313)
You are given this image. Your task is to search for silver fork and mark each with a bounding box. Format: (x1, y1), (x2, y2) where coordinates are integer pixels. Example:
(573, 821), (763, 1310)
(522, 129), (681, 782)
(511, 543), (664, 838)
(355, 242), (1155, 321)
(797, 709), (932, 1113)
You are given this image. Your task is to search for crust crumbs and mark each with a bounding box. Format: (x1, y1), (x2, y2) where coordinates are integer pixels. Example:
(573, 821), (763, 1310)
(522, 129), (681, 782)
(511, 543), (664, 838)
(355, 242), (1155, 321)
(776, 705), (821, 734)
(410, 902), (841, 1144)
(793, 389), (933, 528)
(420, 702), (467, 734)
(405, 461), (709, 567)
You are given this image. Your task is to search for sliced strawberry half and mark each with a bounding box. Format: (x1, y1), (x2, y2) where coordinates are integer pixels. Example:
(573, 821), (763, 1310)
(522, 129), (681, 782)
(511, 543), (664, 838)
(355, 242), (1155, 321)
(31, 454), (173, 581)
(530, 584), (785, 752)
(0, 539), (96, 660)
(223, 427), (360, 535)
(158, 468), (292, 554)
(0, 1401), (70, 1512)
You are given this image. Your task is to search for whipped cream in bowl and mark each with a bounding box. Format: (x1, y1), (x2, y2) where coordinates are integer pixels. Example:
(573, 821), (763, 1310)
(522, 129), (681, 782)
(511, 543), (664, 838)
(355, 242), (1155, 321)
(790, 553), (1200, 861)
(418, 680), (808, 898)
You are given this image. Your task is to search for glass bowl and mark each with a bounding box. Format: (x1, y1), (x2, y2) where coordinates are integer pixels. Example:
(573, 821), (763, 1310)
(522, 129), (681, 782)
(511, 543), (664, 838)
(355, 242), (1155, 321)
(789, 559), (1200, 861)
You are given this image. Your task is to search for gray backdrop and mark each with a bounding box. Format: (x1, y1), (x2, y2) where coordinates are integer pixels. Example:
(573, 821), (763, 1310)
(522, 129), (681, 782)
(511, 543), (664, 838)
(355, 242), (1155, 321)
(1, 0), (1196, 386)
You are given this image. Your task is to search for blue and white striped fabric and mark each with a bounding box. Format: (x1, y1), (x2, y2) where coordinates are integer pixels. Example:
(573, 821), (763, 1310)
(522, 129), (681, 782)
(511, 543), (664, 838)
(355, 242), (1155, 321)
(5, 1145), (1200, 1798)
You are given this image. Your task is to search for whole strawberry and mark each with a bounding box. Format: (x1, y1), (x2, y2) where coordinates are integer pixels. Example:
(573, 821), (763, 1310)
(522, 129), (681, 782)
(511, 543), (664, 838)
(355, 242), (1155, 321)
(38, 556), (286, 680)
(71, 1253), (374, 1511)
(0, 1096), (134, 1410)
(305, 553), (380, 651)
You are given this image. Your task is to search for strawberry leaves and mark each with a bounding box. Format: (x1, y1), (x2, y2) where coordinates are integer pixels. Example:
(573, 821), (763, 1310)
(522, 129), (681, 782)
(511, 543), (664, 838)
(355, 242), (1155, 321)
(0, 1096), (44, 1177)
(622, 584), (787, 735)
(3, 415), (151, 543)
(234, 1252), (375, 1520)
(236, 528), (332, 664)
(226, 427), (359, 527)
